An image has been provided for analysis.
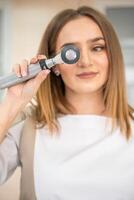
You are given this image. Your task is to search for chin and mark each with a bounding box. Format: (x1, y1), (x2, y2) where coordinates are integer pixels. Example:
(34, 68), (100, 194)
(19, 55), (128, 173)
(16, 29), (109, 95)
(75, 88), (100, 94)
(66, 83), (104, 95)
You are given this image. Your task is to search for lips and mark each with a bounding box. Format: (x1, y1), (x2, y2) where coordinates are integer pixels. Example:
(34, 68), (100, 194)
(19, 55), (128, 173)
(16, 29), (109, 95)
(76, 71), (98, 78)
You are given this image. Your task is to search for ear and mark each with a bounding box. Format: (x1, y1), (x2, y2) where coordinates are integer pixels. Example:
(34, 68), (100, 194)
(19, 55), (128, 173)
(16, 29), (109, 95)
(52, 66), (60, 76)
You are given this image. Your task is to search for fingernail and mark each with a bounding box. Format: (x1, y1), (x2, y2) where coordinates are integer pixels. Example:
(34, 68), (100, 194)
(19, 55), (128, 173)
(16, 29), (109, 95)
(17, 74), (22, 78)
(45, 70), (50, 74)
(22, 71), (27, 76)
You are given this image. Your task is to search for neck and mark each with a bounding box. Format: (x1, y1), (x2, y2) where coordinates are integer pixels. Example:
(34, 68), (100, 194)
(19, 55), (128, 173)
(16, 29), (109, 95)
(66, 90), (106, 116)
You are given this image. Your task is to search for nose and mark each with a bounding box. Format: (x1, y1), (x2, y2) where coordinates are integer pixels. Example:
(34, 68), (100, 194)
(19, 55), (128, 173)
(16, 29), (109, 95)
(77, 47), (93, 68)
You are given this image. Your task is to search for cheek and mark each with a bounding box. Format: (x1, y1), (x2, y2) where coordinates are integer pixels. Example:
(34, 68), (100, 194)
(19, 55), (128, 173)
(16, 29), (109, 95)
(98, 52), (108, 66)
(98, 54), (109, 77)
(58, 64), (75, 81)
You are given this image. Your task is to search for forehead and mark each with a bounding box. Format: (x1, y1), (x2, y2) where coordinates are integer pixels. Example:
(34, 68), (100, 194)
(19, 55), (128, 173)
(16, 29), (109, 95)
(56, 16), (104, 49)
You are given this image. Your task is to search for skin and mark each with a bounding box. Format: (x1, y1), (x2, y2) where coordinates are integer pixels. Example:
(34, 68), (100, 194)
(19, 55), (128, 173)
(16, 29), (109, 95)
(55, 16), (109, 115)
(6, 55), (50, 106)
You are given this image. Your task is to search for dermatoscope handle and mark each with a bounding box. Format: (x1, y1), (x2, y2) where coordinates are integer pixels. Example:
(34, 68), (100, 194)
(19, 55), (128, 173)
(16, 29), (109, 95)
(0, 45), (80, 89)
(0, 62), (43, 89)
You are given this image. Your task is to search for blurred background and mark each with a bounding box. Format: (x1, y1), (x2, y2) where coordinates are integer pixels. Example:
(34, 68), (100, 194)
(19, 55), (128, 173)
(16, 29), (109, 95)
(0, 0), (134, 199)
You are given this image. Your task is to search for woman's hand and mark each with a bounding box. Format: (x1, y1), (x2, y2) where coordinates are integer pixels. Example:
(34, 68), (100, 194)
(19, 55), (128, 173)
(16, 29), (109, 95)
(5, 55), (50, 107)
(0, 55), (50, 143)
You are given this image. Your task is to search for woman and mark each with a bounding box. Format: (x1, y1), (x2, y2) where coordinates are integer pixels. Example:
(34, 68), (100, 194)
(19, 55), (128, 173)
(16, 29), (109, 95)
(0, 6), (134, 200)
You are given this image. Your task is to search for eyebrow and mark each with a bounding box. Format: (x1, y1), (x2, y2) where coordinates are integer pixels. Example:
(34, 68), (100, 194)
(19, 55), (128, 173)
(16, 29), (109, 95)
(90, 36), (105, 42)
(60, 37), (105, 49)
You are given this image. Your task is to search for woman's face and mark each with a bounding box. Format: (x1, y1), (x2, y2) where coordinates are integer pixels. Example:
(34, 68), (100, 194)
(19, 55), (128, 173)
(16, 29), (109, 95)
(55, 16), (109, 96)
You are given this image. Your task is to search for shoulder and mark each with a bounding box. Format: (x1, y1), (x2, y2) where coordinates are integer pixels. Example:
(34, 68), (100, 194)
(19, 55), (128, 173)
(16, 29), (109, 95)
(8, 116), (37, 149)
(7, 106), (35, 141)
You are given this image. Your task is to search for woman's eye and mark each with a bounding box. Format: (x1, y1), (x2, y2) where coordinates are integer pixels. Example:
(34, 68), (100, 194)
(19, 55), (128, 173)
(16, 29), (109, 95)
(93, 46), (105, 52)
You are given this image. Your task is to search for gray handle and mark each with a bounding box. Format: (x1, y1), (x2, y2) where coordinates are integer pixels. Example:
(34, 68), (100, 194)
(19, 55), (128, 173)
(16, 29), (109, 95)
(0, 62), (42, 89)
(0, 45), (80, 90)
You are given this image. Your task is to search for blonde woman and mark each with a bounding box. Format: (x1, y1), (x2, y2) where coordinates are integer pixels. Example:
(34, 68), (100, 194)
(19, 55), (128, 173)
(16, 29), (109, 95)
(0, 6), (134, 200)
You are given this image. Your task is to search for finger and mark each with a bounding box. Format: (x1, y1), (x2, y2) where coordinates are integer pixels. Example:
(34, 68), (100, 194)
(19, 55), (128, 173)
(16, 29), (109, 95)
(30, 57), (38, 64)
(30, 55), (47, 64)
(37, 54), (47, 60)
(20, 59), (29, 77)
(12, 64), (21, 77)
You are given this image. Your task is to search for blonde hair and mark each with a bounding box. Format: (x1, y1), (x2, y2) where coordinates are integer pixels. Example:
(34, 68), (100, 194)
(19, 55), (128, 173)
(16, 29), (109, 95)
(33, 6), (134, 139)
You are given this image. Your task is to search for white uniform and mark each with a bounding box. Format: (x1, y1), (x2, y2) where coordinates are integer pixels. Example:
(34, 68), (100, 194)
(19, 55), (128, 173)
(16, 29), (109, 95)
(1, 115), (134, 200)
